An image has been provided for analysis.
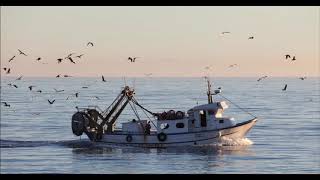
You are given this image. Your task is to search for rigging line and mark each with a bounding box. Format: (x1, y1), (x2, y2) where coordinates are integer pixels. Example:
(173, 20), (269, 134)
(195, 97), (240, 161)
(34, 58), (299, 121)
(128, 101), (141, 121)
(138, 102), (157, 129)
(217, 93), (257, 119)
(128, 101), (146, 133)
(131, 97), (156, 116)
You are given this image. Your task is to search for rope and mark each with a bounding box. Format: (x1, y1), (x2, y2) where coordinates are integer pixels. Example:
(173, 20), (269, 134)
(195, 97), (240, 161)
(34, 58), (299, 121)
(217, 93), (257, 119)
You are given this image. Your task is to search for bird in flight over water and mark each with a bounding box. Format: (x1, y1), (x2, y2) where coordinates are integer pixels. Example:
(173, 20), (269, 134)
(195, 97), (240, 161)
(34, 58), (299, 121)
(102, 75), (107, 82)
(248, 36), (254, 39)
(2, 102), (10, 107)
(282, 84), (287, 91)
(285, 54), (291, 59)
(87, 42), (94, 47)
(48, 99), (55, 104)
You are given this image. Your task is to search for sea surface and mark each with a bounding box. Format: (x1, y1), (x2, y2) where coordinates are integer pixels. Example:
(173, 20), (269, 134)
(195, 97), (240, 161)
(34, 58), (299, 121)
(0, 77), (319, 174)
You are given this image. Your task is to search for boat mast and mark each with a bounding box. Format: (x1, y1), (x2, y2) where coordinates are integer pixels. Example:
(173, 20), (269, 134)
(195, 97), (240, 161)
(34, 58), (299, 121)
(206, 77), (213, 104)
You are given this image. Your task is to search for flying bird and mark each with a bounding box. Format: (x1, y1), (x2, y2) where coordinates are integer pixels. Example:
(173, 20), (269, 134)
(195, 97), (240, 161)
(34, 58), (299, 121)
(8, 56), (16, 62)
(82, 86), (88, 88)
(57, 58), (63, 63)
(87, 42), (94, 47)
(48, 99), (55, 104)
(6, 68), (11, 74)
(16, 76), (23, 80)
(36, 90), (42, 93)
(36, 57), (41, 61)
(18, 49), (27, 56)
(76, 54), (84, 58)
(13, 84), (18, 88)
(257, 76), (268, 82)
(282, 84), (287, 91)
(64, 75), (72, 77)
(128, 57), (139, 62)
(285, 54), (291, 59)
(75, 92), (79, 98)
(68, 57), (76, 64)
(56, 74), (61, 78)
(2, 102), (10, 107)
(299, 77), (307, 80)
(102, 75), (106, 82)
(54, 88), (64, 93)
(228, 64), (238, 68)
(28, 85), (35, 91)
(248, 36), (254, 39)
(221, 32), (231, 34)
(291, 56), (296, 61)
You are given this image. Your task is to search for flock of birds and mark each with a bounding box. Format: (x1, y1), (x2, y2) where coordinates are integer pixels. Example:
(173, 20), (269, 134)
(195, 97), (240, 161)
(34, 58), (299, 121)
(1, 31), (308, 108)
(1, 40), (152, 108)
(206, 31), (307, 92)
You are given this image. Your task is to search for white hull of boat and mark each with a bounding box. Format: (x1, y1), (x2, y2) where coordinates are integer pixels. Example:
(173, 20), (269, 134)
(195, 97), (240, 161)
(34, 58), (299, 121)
(96, 118), (257, 148)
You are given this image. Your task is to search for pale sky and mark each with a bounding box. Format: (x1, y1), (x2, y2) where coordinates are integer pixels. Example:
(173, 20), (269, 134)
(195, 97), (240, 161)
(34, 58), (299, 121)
(1, 6), (319, 77)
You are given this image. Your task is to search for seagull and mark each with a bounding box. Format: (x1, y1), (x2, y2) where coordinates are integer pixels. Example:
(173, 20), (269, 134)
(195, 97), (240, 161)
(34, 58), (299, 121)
(102, 75), (106, 82)
(36, 57), (41, 61)
(128, 57), (139, 62)
(16, 76), (23, 80)
(229, 64), (238, 68)
(248, 36), (254, 39)
(282, 84), (287, 91)
(57, 58), (63, 63)
(54, 88), (64, 93)
(299, 77), (307, 80)
(2, 102), (10, 107)
(75, 92), (79, 98)
(3, 67), (7, 71)
(291, 56), (296, 61)
(285, 54), (291, 59)
(28, 85), (35, 91)
(68, 57), (76, 64)
(76, 54), (84, 58)
(36, 90), (42, 93)
(6, 68), (11, 74)
(13, 84), (18, 88)
(18, 49), (27, 56)
(257, 76), (268, 82)
(8, 56), (16, 62)
(87, 42), (94, 47)
(48, 99), (55, 104)
(64, 75), (72, 77)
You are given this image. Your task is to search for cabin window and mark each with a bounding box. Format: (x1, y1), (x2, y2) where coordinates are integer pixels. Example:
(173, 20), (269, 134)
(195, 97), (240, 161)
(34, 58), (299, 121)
(219, 120), (224, 123)
(176, 123), (185, 128)
(199, 110), (207, 127)
(208, 110), (215, 115)
(160, 123), (169, 129)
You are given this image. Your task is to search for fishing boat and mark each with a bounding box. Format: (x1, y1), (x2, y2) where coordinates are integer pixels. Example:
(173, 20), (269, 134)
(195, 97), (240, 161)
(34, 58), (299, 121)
(71, 78), (257, 148)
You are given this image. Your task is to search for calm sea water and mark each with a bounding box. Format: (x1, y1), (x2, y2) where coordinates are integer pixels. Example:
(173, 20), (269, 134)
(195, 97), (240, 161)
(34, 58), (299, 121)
(0, 77), (319, 174)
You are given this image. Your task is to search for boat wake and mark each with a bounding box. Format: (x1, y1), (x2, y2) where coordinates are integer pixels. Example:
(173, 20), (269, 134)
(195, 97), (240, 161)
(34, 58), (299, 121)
(0, 139), (93, 148)
(218, 137), (253, 146)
